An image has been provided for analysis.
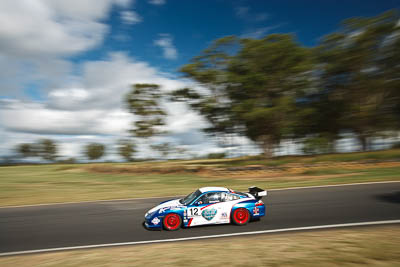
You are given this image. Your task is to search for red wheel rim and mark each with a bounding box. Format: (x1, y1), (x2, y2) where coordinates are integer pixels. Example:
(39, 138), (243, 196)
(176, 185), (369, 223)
(234, 208), (249, 224)
(164, 214), (180, 230)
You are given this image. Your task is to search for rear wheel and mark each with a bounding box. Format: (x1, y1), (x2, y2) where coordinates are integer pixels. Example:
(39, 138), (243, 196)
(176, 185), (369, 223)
(163, 213), (181, 231)
(231, 208), (250, 225)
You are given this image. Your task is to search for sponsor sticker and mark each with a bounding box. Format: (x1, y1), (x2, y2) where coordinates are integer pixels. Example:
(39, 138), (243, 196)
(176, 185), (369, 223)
(220, 212), (228, 219)
(151, 217), (161, 225)
(159, 208), (168, 213)
(253, 207), (259, 216)
(202, 208), (217, 221)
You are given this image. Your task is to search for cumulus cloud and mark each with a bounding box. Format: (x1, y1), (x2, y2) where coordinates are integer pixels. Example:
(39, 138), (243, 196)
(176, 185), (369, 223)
(148, 0), (166, 5)
(154, 34), (178, 60)
(0, 101), (131, 136)
(0, 53), (212, 160)
(0, 0), (130, 57)
(0, 0), (135, 96)
(120, 10), (142, 24)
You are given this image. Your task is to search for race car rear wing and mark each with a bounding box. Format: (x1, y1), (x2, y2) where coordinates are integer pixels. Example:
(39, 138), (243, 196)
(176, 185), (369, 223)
(248, 186), (267, 200)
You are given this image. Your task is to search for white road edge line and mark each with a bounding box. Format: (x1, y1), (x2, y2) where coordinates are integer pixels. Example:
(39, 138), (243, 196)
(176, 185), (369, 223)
(1, 219), (400, 257)
(1, 180), (399, 209)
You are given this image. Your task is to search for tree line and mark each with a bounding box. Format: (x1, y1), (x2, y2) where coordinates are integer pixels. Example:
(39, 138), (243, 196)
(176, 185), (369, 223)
(137, 10), (399, 157)
(15, 139), (136, 162)
(15, 139), (190, 162)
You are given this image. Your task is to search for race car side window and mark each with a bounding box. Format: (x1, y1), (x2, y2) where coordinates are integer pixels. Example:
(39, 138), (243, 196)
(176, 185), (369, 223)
(226, 193), (240, 201)
(197, 192), (222, 204)
(215, 192), (239, 202)
(220, 192), (228, 202)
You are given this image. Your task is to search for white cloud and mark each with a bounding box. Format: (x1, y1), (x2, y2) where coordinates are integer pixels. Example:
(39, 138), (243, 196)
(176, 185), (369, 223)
(241, 24), (285, 39)
(148, 0), (166, 5)
(0, 53), (215, 160)
(44, 0), (130, 20)
(0, 0), (127, 57)
(0, 0), (135, 96)
(154, 34), (178, 60)
(1, 106), (128, 136)
(120, 10), (142, 24)
(0, 98), (131, 136)
(43, 52), (190, 112)
(235, 6), (268, 22)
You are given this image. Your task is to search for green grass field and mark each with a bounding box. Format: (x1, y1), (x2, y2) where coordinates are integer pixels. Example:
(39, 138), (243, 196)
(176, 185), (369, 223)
(1, 149), (400, 206)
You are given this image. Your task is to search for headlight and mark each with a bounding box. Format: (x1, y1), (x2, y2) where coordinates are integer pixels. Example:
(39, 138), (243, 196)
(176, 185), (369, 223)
(145, 210), (156, 218)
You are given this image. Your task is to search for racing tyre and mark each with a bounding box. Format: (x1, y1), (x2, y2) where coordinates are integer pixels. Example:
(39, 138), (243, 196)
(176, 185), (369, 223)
(231, 208), (250, 226)
(163, 213), (182, 231)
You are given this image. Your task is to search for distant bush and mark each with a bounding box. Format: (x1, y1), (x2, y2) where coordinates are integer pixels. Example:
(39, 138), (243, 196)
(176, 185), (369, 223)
(302, 136), (334, 155)
(85, 143), (105, 161)
(391, 142), (400, 149)
(57, 158), (76, 164)
(207, 153), (226, 159)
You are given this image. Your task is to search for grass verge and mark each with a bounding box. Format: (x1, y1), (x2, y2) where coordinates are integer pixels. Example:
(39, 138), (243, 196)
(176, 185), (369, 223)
(0, 162), (400, 206)
(1, 225), (399, 266)
(190, 149), (400, 167)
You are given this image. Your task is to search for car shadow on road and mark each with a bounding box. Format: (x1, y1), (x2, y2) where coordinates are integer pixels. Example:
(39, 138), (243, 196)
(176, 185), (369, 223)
(142, 218), (262, 231)
(375, 191), (400, 204)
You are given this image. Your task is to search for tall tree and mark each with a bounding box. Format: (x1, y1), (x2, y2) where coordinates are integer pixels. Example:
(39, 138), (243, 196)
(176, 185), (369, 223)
(151, 142), (173, 158)
(85, 143), (105, 161)
(316, 10), (399, 151)
(117, 139), (136, 162)
(16, 143), (36, 158)
(37, 139), (57, 161)
(174, 36), (238, 137)
(125, 84), (167, 139)
(227, 35), (313, 157)
(377, 10), (400, 133)
(174, 34), (313, 157)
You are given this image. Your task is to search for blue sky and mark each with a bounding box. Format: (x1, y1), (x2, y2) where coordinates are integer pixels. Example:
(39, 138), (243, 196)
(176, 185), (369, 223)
(0, 0), (398, 160)
(73, 0), (400, 73)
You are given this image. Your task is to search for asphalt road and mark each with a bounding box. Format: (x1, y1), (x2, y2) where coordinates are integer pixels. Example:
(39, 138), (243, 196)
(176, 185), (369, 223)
(1, 182), (400, 254)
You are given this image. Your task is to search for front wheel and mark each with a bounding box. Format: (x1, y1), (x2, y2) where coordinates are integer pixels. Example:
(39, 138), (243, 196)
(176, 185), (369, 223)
(163, 213), (181, 231)
(231, 208), (250, 225)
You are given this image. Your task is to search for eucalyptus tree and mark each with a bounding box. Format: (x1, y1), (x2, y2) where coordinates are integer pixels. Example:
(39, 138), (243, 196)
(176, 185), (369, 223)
(37, 139), (57, 161)
(150, 142), (173, 159)
(85, 143), (105, 161)
(117, 139), (136, 162)
(173, 34), (313, 157)
(316, 10), (400, 150)
(16, 143), (36, 158)
(126, 83), (167, 139)
(16, 139), (58, 161)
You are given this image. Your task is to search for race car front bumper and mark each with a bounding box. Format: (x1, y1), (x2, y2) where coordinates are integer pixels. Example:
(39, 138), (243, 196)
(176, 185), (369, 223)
(144, 216), (163, 230)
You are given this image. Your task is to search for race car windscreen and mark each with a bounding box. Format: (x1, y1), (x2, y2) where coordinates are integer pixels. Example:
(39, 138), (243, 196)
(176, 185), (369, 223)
(180, 189), (201, 205)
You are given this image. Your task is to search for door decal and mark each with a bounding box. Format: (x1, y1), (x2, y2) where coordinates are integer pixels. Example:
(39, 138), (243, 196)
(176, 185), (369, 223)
(202, 208), (217, 221)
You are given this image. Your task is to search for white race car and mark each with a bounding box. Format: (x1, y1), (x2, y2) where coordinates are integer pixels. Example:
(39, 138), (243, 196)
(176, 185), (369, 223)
(144, 186), (267, 230)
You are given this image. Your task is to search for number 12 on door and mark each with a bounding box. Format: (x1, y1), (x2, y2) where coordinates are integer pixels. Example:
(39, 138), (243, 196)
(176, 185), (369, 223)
(187, 207), (200, 217)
